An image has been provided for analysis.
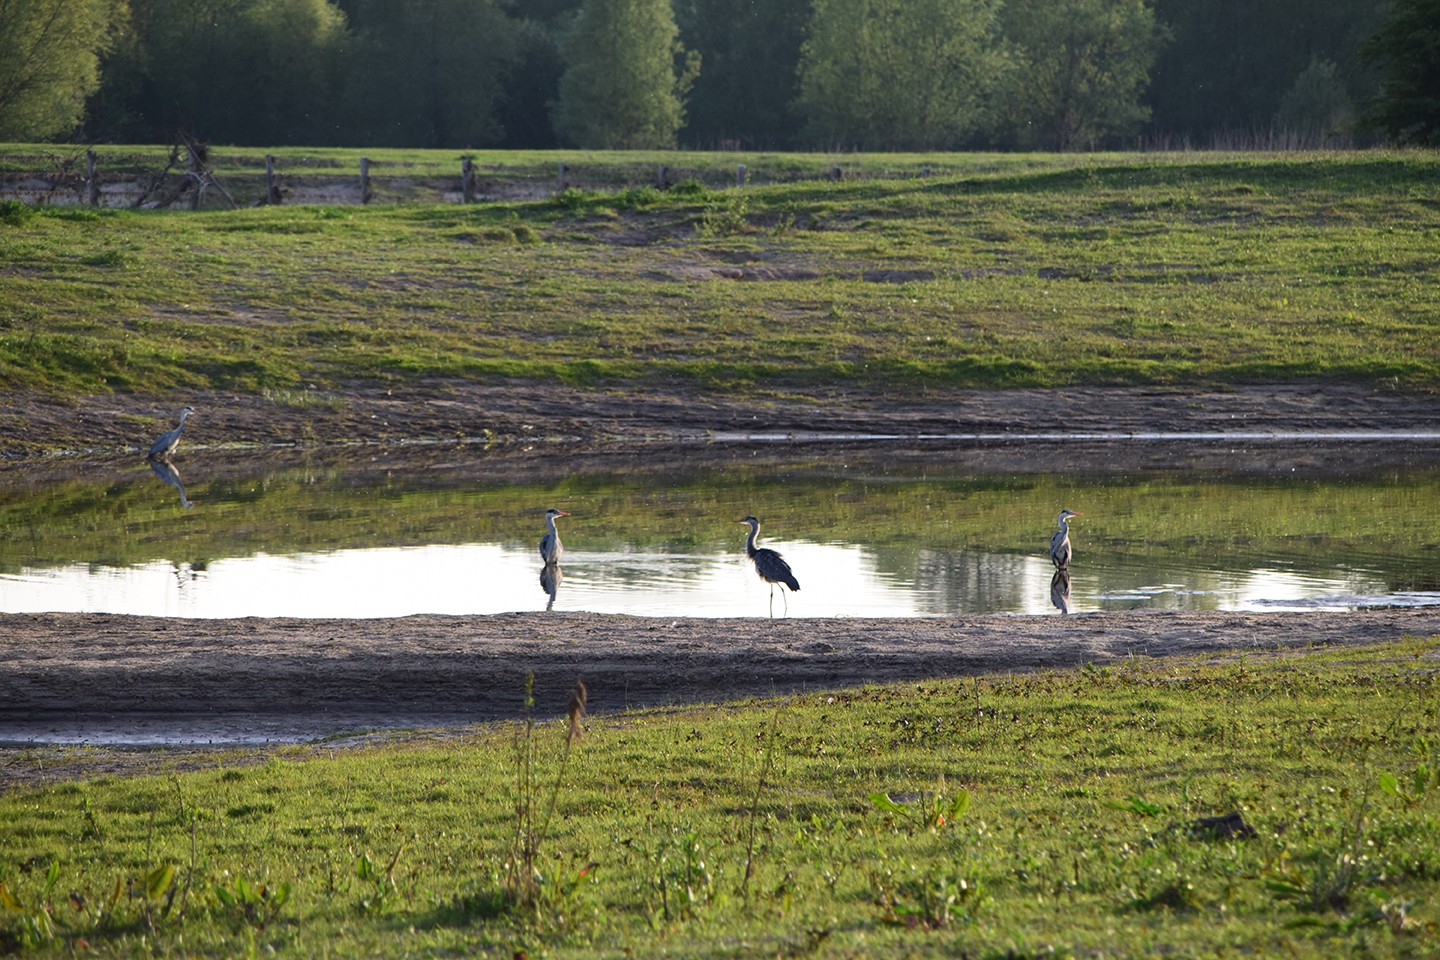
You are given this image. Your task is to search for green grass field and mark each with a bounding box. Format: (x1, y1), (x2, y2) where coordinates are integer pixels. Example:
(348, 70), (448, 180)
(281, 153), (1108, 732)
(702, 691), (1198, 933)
(4, 149), (1439, 956)
(2, 149), (1437, 398)
(2, 640), (1437, 958)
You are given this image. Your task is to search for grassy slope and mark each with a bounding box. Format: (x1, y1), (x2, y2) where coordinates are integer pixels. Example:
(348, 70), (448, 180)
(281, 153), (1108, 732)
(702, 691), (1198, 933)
(1, 640), (1437, 957)
(1, 150), (1437, 397)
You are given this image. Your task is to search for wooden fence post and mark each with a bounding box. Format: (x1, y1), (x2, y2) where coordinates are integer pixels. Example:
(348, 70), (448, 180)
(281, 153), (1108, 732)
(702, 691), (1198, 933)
(360, 156), (372, 204)
(188, 146), (204, 209)
(657, 164), (668, 189)
(461, 157), (476, 203)
(558, 162), (568, 191)
(736, 164), (746, 187)
(264, 154), (281, 205)
(86, 150), (99, 206)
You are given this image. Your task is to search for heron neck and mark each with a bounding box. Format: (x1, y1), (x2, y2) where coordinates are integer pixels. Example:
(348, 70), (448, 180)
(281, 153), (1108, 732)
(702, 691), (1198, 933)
(745, 524), (759, 557)
(546, 515), (560, 537)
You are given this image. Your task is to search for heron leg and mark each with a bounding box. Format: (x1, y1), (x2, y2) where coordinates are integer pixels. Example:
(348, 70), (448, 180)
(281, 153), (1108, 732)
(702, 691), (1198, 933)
(768, 583), (776, 618)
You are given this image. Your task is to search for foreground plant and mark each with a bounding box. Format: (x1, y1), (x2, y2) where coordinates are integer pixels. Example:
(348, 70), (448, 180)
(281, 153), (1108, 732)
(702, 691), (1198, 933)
(505, 675), (588, 912)
(0, 638), (1437, 958)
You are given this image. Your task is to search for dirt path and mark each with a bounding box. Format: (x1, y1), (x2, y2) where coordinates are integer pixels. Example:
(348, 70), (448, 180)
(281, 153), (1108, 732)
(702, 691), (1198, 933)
(4, 609), (1438, 756)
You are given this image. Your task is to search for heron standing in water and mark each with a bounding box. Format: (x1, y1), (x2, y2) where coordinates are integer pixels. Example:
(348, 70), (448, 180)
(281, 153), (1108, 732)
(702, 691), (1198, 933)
(735, 515), (800, 616)
(148, 406), (196, 460)
(539, 508), (569, 565)
(1049, 509), (1082, 569)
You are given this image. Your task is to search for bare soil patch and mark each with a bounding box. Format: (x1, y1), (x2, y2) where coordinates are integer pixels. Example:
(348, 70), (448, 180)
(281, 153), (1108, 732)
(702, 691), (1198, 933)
(3, 608), (1438, 757)
(3, 380), (1438, 460)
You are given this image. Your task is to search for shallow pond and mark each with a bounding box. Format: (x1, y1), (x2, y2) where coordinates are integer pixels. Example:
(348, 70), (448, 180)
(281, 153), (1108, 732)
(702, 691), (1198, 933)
(1, 439), (1437, 619)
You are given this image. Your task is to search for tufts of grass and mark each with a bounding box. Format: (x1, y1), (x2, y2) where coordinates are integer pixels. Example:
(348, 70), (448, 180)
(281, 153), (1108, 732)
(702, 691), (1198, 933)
(0, 640), (1438, 957)
(0, 151), (1435, 400)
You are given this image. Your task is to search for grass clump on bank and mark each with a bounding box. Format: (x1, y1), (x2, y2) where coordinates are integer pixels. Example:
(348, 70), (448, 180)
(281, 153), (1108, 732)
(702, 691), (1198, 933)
(1, 638), (1437, 957)
(1, 150), (1437, 399)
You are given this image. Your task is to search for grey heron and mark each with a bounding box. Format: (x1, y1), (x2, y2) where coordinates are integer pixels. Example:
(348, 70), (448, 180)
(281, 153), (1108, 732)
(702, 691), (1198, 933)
(539, 508), (569, 565)
(736, 515), (800, 616)
(1049, 509), (1082, 569)
(148, 406), (196, 460)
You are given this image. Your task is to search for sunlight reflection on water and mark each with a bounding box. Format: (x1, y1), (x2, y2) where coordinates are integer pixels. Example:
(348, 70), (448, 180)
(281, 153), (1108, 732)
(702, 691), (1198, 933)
(2, 542), (1433, 619)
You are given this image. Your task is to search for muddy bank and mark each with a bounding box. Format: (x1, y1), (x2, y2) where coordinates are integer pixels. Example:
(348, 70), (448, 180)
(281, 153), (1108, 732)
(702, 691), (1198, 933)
(4, 381), (1438, 460)
(3, 609), (1438, 755)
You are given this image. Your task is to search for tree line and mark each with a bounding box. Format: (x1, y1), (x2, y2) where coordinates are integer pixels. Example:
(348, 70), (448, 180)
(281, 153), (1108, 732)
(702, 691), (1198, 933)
(1, 0), (1434, 151)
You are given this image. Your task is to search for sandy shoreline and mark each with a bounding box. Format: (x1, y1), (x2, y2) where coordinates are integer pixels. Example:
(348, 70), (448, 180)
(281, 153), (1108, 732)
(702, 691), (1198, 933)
(4, 608), (1439, 753)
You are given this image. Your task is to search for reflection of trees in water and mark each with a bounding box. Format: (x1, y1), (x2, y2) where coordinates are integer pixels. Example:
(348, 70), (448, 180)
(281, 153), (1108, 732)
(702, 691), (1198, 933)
(868, 546), (1035, 616)
(912, 550), (1034, 616)
(573, 555), (730, 588)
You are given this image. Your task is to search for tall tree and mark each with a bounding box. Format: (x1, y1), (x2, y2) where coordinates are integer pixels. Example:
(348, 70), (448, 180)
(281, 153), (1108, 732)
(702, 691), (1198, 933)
(0, 0), (129, 140)
(553, 0), (699, 149)
(794, 0), (1006, 151)
(1146, 0), (1391, 144)
(1362, 0), (1440, 144)
(676, 0), (808, 148)
(229, 0), (350, 144)
(493, 2), (580, 149)
(123, 0), (349, 145)
(998, 0), (1163, 150)
(343, 0), (516, 148)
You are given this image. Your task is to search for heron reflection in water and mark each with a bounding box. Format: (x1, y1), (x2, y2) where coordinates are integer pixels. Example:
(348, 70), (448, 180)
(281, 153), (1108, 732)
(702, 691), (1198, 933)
(539, 562), (562, 611)
(1050, 568), (1071, 614)
(736, 515), (800, 617)
(148, 406), (196, 460)
(147, 455), (195, 509)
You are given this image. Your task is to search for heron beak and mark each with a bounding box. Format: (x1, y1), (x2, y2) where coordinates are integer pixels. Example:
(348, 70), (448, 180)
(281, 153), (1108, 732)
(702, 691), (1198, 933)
(557, 511), (570, 517)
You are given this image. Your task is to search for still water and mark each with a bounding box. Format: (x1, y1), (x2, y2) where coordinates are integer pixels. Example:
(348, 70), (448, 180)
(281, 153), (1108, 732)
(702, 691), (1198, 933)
(1, 440), (1437, 619)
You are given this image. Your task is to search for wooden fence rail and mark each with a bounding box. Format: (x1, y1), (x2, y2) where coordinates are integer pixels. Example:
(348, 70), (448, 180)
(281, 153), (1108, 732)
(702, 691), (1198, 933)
(9, 150), (947, 210)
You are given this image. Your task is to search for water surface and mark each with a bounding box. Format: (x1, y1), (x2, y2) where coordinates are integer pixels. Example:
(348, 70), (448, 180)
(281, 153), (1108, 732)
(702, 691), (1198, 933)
(2, 440), (1436, 618)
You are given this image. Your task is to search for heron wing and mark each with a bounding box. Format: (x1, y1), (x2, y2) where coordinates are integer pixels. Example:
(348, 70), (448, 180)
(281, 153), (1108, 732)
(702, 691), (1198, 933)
(754, 548), (800, 591)
(1049, 531), (1070, 567)
(149, 429), (178, 457)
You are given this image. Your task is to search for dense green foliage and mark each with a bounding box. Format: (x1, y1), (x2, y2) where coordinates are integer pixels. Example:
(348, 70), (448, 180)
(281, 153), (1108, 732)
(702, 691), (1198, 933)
(0, 151), (1437, 400)
(1000, 0), (1163, 150)
(1147, 0), (1393, 147)
(554, 0), (698, 149)
(1362, 0), (1440, 145)
(1, 640), (1437, 957)
(0, 0), (128, 140)
(795, 0), (1008, 150)
(3, 0), (1409, 148)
